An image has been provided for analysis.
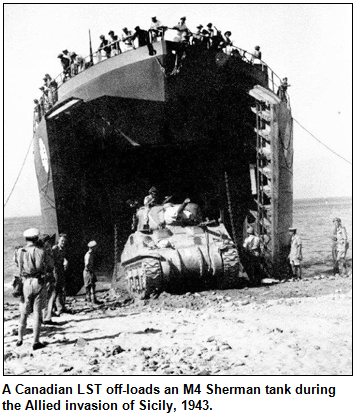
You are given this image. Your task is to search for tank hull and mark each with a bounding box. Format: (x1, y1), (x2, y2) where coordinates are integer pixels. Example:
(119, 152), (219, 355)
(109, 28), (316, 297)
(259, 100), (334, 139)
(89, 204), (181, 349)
(33, 40), (293, 294)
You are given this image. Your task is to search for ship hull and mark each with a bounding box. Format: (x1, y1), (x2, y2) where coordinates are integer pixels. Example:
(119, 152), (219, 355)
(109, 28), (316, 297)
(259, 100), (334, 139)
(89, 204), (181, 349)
(34, 40), (292, 294)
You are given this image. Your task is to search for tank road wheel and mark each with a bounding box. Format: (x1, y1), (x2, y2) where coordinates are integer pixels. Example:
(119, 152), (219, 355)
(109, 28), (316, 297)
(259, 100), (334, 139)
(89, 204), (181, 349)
(125, 258), (162, 300)
(218, 247), (240, 289)
(142, 258), (163, 299)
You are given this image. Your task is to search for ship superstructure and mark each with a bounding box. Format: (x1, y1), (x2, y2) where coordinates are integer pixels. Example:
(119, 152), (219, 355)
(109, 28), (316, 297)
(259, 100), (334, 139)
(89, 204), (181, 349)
(33, 33), (293, 293)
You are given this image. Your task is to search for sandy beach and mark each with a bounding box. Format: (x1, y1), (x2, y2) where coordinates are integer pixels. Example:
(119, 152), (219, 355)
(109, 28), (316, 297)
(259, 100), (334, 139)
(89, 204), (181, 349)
(3, 198), (352, 376)
(4, 269), (352, 376)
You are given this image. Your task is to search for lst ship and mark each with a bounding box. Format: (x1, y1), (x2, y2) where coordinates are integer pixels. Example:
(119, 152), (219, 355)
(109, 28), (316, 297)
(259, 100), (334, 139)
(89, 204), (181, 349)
(33, 32), (293, 294)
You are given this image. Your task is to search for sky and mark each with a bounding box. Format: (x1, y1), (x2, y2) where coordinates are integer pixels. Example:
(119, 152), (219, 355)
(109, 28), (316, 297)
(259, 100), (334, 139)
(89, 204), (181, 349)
(3, 4), (352, 217)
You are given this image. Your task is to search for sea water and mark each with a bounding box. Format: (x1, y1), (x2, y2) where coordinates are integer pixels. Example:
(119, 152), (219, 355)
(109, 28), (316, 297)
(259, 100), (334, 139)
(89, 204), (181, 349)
(3, 197), (352, 301)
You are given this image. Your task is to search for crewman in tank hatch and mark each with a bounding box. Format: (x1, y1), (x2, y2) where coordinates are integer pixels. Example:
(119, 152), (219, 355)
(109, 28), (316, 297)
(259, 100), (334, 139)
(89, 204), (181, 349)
(83, 241), (100, 304)
(143, 186), (160, 229)
(161, 198), (192, 225)
(144, 186), (160, 207)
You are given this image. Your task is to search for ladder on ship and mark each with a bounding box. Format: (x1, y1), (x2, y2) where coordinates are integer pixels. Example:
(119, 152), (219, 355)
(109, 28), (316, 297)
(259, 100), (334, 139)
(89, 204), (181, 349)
(250, 98), (273, 276)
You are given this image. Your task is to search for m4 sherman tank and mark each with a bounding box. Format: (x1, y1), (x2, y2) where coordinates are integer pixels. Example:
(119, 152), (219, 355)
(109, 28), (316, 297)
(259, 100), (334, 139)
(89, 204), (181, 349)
(119, 200), (244, 299)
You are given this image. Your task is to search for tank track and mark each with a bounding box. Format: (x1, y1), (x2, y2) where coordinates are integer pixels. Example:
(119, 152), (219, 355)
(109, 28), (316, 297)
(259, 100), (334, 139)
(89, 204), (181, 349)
(126, 257), (162, 300)
(218, 246), (240, 289)
(143, 258), (162, 298)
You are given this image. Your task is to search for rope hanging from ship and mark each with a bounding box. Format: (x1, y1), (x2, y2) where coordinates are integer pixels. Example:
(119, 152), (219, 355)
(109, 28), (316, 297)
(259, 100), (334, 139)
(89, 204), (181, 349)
(4, 137), (34, 208)
(293, 118), (351, 165)
(154, 57), (166, 75)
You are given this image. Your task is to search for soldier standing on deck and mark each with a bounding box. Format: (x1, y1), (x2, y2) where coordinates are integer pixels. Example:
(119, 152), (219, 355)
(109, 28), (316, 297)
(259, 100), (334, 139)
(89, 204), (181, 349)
(277, 77), (291, 102)
(83, 241), (99, 304)
(121, 27), (135, 51)
(33, 99), (41, 123)
(108, 30), (121, 56)
(149, 16), (164, 42)
(15, 228), (50, 350)
(288, 227), (302, 280)
(98, 35), (111, 61)
(332, 217), (349, 276)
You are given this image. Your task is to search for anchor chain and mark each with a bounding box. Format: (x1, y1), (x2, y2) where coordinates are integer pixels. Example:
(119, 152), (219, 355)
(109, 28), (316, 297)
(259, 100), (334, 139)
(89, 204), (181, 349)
(111, 223), (119, 289)
(224, 171), (238, 247)
(224, 171), (247, 280)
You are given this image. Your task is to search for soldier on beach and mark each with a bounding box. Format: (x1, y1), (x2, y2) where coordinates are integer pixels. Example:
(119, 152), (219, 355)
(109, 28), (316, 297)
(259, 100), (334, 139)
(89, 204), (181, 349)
(332, 217), (348, 276)
(52, 234), (69, 315)
(15, 228), (50, 350)
(38, 234), (57, 324)
(243, 226), (261, 284)
(288, 227), (302, 280)
(83, 241), (99, 304)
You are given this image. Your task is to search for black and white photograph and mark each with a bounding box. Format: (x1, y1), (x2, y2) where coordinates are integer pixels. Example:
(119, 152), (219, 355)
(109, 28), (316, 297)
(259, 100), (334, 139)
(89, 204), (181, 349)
(3, 3), (352, 387)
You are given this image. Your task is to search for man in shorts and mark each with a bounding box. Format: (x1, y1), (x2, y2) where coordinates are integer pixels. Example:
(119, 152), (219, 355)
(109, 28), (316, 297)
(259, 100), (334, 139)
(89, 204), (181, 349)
(15, 228), (50, 350)
(288, 227), (302, 280)
(83, 241), (99, 304)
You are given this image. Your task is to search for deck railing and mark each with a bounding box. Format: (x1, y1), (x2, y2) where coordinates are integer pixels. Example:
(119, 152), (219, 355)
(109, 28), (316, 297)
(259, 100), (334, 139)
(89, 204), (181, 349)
(35, 33), (289, 121)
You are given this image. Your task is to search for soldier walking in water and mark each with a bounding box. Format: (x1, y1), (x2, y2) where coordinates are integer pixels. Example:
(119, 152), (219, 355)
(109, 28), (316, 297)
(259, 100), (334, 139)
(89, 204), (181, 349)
(332, 217), (349, 276)
(83, 241), (99, 304)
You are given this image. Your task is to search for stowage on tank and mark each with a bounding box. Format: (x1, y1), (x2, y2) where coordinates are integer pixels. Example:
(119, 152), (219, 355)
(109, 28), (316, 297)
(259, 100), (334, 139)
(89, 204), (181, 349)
(119, 199), (244, 299)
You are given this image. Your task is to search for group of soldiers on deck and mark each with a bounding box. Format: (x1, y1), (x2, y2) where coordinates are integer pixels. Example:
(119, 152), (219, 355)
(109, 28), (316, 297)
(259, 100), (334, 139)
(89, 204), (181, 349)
(33, 74), (58, 123)
(33, 14), (289, 123)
